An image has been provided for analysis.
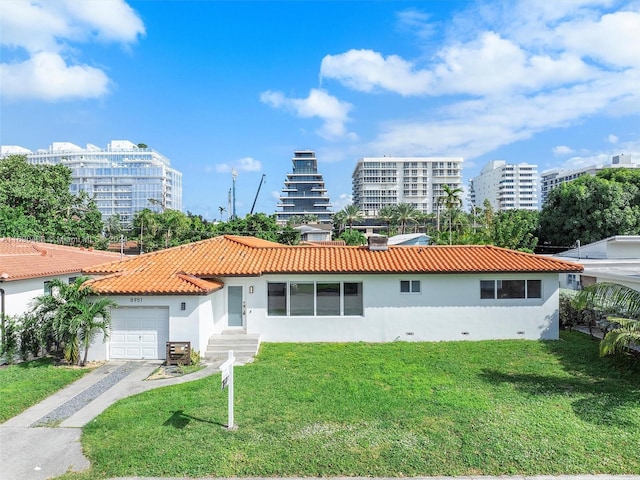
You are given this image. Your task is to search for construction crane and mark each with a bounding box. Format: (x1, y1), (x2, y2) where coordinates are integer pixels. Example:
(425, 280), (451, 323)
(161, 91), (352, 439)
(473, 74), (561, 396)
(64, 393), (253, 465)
(250, 174), (266, 214)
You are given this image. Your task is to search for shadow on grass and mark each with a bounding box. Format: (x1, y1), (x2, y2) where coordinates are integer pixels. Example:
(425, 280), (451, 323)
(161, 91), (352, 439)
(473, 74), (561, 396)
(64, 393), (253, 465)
(479, 332), (640, 427)
(163, 409), (225, 429)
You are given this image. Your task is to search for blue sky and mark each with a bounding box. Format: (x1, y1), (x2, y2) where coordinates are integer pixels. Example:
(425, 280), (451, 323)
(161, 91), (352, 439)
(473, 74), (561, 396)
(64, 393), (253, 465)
(1, 0), (639, 220)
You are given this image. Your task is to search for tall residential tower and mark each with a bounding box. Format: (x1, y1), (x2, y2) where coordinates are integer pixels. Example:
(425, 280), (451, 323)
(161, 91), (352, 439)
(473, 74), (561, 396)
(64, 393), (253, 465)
(275, 150), (333, 224)
(0, 140), (183, 227)
(469, 160), (538, 211)
(352, 156), (463, 216)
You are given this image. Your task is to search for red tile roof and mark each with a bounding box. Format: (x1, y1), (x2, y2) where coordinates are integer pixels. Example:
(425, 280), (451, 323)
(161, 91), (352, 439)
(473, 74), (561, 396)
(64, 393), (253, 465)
(83, 235), (583, 295)
(0, 238), (122, 281)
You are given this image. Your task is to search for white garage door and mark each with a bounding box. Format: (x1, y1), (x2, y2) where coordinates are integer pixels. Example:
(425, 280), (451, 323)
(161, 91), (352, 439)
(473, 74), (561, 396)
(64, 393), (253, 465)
(110, 307), (169, 360)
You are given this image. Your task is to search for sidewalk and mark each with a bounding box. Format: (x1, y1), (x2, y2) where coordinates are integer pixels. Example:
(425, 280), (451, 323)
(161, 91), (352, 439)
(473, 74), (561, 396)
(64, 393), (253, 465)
(0, 360), (220, 480)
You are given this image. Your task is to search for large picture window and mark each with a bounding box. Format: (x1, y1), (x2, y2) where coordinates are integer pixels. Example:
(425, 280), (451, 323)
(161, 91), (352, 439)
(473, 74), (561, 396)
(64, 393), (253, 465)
(267, 281), (363, 316)
(480, 279), (542, 299)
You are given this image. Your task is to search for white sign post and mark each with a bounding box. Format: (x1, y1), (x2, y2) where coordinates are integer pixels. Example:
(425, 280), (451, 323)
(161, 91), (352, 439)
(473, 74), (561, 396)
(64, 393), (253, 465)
(219, 350), (236, 430)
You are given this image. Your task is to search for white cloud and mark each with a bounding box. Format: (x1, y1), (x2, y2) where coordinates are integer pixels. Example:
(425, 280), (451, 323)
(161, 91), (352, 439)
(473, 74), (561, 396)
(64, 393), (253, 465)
(0, 0), (144, 101)
(608, 134), (619, 144)
(320, 49), (433, 96)
(319, 1), (640, 160)
(216, 157), (263, 174)
(261, 88), (356, 140)
(553, 145), (576, 156)
(0, 52), (110, 101)
(395, 9), (437, 40)
(556, 11), (640, 68)
(333, 193), (353, 212)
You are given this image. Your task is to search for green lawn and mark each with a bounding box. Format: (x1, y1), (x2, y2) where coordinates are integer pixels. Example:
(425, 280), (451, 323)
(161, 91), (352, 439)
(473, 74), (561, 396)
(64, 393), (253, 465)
(0, 357), (89, 423)
(71, 332), (640, 478)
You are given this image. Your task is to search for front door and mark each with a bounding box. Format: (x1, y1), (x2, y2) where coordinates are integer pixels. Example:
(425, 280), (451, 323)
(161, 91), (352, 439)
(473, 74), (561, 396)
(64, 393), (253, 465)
(228, 286), (244, 327)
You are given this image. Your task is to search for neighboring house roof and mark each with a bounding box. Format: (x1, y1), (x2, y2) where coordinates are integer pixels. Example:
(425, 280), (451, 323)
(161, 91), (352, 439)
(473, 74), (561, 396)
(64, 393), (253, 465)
(84, 235), (583, 295)
(558, 235), (640, 260)
(388, 233), (431, 246)
(0, 238), (122, 281)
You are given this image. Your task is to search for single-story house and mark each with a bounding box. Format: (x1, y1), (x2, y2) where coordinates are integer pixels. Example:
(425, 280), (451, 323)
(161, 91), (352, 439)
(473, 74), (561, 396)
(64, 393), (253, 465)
(0, 238), (122, 319)
(553, 236), (640, 291)
(82, 235), (583, 362)
(294, 224), (333, 243)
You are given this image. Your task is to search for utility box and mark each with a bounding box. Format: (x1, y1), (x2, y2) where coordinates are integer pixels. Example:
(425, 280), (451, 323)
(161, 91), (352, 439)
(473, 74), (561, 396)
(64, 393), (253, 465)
(166, 341), (191, 366)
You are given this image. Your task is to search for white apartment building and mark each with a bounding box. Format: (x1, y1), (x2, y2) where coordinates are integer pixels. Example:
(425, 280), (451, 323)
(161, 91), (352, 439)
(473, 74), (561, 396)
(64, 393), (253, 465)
(469, 160), (538, 211)
(540, 154), (637, 205)
(0, 140), (182, 227)
(352, 156), (463, 216)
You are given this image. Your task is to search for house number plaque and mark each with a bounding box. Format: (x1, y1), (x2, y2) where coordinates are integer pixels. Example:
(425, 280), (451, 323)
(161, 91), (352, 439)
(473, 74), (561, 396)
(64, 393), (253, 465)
(130, 297), (143, 303)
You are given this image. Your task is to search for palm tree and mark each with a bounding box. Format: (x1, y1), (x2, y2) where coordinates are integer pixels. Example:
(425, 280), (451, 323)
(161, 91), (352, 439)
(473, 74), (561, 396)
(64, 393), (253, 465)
(332, 210), (347, 236)
(341, 204), (363, 231)
(31, 277), (116, 365)
(576, 282), (640, 357)
(377, 205), (396, 235)
(439, 185), (463, 244)
(395, 203), (418, 235)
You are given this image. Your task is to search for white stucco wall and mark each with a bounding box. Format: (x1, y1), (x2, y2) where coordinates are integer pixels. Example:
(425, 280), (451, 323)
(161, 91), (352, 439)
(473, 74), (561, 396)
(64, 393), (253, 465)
(245, 273), (560, 342)
(95, 295), (205, 360)
(84, 272), (562, 361)
(1, 275), (80, 317)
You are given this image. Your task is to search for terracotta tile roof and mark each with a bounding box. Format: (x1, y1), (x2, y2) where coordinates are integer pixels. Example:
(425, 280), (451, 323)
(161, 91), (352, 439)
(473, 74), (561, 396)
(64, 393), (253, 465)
(0, 238), (122, 281)
(83, 235), (583, 295)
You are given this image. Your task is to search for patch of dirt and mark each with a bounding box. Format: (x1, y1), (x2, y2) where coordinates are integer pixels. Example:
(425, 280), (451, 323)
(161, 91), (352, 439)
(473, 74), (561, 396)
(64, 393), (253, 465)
(146, 364), (198, 380)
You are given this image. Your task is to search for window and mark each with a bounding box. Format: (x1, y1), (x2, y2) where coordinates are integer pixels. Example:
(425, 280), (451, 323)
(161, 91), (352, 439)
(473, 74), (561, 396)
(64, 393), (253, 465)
(317, 283), (340, 316)
(480, 280), (494, 299)
(268, 281), (363, 316)
(44, 281), (53, 295)
(400, 280), (421, 293)
(290, 282), (314, 316)
(267, 283), (286, 315)
(527, 280), (542, 298)
(344, 282), (363, 316)
(480, 279), (542, 299)
(68, 277), (77, 285)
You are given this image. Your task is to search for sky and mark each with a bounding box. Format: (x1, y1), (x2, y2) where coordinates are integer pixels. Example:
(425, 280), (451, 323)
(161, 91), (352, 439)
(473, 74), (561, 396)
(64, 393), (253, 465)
(1, 0), (639, 220)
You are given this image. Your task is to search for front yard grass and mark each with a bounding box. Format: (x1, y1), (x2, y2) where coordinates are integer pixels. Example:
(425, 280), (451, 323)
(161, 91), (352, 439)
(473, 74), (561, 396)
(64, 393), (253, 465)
(74, 331), (640, 478)
(0, 357), (90, 423)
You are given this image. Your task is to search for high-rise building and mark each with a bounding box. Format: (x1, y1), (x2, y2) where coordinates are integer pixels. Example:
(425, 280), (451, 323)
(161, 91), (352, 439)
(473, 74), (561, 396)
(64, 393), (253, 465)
(0, 140), (182, 227)
(540, 154), (637, 205)
(275, 150), (333, 224)
(352, 156), (463, 216)
(469, 160), (538, 211)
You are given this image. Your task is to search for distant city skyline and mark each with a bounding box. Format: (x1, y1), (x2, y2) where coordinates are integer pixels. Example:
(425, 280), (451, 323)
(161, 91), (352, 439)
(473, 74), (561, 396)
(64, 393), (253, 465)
(1, 1), (638, 220)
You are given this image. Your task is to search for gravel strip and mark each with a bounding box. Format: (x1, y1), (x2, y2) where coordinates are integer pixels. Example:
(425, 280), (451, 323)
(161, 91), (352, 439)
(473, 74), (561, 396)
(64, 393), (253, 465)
(31, 362), (143, 427)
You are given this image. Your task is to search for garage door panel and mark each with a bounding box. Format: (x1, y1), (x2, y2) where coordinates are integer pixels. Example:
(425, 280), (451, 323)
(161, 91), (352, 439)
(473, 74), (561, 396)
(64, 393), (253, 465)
(110, 307), (169, 360)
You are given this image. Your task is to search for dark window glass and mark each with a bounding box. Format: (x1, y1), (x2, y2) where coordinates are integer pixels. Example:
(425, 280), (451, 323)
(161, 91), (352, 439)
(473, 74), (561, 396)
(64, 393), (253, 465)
(497, 280), (525, 298)
(290, 282), (314, 316)
(344, 282), (363, 316)
(527, 280), (542, 298)
(317, 283), (340, 316)
(411, 280), (421, 293)
(267, 282), (287, 315)
(480, 280), (495, 299)
(400, 280), (410, 293)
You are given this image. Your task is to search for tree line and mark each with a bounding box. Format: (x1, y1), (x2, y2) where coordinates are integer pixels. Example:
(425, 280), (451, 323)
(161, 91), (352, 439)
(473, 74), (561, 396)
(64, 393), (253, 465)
(5, 153), (640, 252)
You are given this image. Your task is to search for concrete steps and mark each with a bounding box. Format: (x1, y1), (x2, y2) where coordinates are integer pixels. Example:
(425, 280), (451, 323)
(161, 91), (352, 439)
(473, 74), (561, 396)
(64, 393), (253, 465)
(205, 331), (261, 365)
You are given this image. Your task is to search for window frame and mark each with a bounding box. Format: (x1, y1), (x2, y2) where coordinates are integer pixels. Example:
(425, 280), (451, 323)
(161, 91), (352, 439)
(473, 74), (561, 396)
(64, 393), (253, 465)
(267, 281), (364, 317)
(400, 280), (421, 294)
(480, 279), (543, 300)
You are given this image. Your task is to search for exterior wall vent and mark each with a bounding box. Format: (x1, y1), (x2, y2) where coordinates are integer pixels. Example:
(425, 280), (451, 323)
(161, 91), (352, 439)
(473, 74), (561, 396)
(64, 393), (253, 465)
(367, 235), (388, 251)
